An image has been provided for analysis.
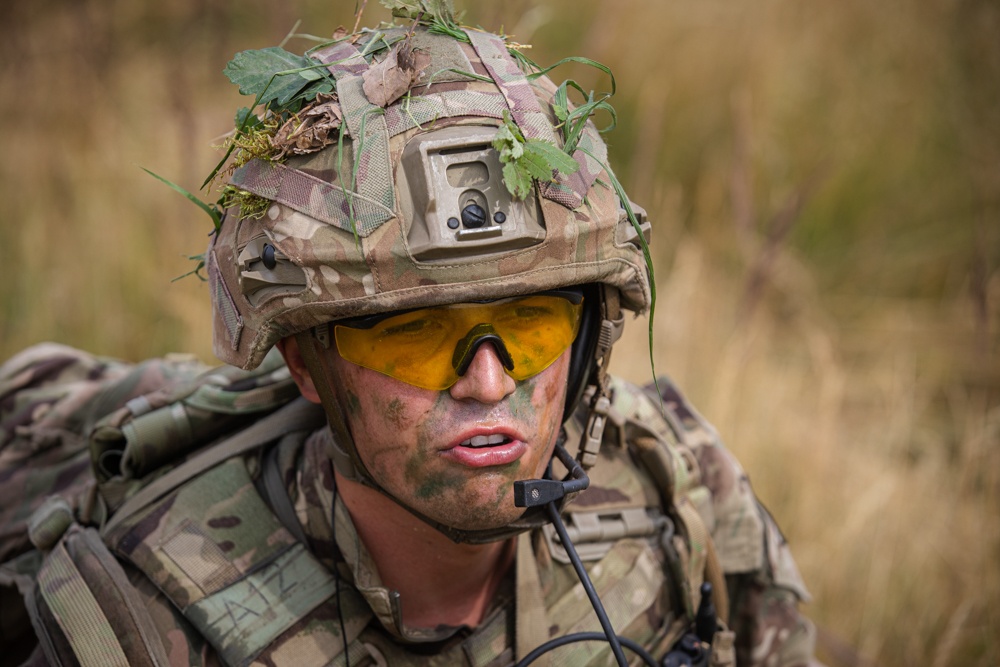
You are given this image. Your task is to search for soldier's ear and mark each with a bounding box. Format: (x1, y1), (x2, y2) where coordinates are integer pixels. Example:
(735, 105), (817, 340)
(276, 337), (322, 404)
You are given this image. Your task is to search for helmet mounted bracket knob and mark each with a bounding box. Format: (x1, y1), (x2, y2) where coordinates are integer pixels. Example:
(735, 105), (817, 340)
(237, 236), (307, 306)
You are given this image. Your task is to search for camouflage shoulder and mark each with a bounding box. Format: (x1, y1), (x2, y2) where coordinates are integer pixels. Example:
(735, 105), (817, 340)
(601, 374), (711, 501)
(620, 375), (767, 576)
(624, 374), (818, 666)
(603, 374), (812, 593)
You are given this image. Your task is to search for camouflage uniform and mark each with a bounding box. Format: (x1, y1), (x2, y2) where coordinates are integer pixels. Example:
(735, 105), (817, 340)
(1, 347), (815, 667)
(1, 17), (819, 667)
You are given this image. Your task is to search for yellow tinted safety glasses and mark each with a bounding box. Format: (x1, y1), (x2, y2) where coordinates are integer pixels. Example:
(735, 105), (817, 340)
(333, 292), (584, 390)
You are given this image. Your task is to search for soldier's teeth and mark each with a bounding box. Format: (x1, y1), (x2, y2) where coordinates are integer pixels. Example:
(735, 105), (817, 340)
(461, 434), (508, 447)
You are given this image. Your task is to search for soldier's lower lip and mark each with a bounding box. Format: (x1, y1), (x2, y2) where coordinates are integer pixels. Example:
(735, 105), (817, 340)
(441, 441), (526, 467)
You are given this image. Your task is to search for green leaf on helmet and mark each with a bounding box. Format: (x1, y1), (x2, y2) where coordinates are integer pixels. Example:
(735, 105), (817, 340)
(502, 161), (533, 200)
(298, 67), (324, 82)
(493, 124), (523, 162)
(381, 0), (426, 18)
(224, 47), (326, 107)
(288, 80), (336, 108)
(493, 111), (579, 200)
(234, 107), (263, 131)
(493, 118), (523, 144)
(553, 82), (570, 123)
(524, 139), (579, 176)
(517, 148), (554, 182)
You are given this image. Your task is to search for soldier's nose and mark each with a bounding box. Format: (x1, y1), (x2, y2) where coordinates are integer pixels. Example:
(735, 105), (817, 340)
(449, 343), (516, 404)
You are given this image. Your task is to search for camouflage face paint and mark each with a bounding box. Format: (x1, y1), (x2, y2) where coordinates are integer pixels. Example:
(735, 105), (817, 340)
(345, 390), (362, 418)
(384, 398), (407, 431)
(505, 375), (538, 424)
(328, 345), (570, 532)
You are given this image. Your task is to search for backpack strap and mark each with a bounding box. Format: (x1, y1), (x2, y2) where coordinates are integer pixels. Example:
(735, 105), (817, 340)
(34, 540), (128, 666)
(256, 433), (310, 545)
(28, 525), (170, 667)
(675, 499), (729, 623)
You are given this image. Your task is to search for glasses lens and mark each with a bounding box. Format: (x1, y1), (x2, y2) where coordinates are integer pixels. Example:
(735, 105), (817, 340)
(333, 294), (583, 390)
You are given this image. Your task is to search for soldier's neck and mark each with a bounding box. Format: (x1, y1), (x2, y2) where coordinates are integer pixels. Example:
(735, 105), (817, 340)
(335, 471), (515, 630)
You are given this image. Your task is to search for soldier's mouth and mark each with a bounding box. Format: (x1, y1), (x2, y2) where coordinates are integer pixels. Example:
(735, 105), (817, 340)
(443, 434), (525, 467)
(458, 434), (512, 448)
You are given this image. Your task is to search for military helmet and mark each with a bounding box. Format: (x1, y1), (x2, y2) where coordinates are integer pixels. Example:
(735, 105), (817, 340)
(206, 20), (651, 540)
(209, 23), (650, 366)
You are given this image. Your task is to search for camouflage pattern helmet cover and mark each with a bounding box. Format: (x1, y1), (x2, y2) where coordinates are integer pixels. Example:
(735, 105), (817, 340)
(208, 24), (652, 371)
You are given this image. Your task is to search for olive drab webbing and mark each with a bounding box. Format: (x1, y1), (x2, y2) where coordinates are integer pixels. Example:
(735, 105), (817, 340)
(30, 525), (169, 667)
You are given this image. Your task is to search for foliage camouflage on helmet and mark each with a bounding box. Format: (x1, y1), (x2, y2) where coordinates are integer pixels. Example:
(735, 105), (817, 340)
(206, 10), (652, 370)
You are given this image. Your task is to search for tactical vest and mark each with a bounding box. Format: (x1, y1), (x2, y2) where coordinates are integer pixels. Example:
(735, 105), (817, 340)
(8, 348), (741, 667)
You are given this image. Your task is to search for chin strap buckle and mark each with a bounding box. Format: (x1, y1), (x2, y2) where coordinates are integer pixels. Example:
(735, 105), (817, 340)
(595, 315), (624, 359)
(313, 322), (332, 349)
(580, 391), (611, 469)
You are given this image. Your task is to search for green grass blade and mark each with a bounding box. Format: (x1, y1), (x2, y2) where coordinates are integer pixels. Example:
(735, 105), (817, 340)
(564, 98), (617, 153)
(424, 67), (494, 85)
(171, 254), (207, 283)
(526, 56), (616, 96)
(509, 47), (541, 73)
(579, 146), (660, 406)
(142, 167), (221, 233)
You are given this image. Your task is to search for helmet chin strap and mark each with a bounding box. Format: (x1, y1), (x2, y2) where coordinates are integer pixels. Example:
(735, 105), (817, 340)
(575, 285), (623, 471)
(293, 331), (367, 484)
(292, 285), (622, 544)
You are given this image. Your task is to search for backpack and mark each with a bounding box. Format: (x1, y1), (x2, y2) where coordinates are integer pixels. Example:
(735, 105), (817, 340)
(0, 342), (309, 666)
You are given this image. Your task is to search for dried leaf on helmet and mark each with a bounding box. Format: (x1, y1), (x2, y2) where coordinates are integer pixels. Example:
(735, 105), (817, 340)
(362, 41), (431, 107)
(327, 25), (365, 45)
(381, 0), (458, 24)
(271, 93), (344, 158)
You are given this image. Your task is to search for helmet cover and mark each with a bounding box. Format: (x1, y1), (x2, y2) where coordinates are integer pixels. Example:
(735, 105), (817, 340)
(206, 22), (652, 370)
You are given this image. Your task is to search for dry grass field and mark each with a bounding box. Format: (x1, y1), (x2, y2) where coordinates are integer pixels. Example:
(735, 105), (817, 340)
(1, 1), (997, 665)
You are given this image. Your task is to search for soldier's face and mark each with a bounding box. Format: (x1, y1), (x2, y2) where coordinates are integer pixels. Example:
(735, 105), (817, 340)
(329, 342), (569, 531)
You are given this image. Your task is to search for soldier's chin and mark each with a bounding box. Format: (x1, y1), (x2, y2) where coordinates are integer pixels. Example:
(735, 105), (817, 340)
(433, 505), (527, 534)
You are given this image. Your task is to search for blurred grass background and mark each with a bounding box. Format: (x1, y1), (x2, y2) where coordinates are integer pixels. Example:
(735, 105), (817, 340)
(1, 0), (997, 664)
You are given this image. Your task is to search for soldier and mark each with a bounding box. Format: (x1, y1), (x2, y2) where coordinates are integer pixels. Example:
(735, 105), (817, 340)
(1, 11), (818, 667)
